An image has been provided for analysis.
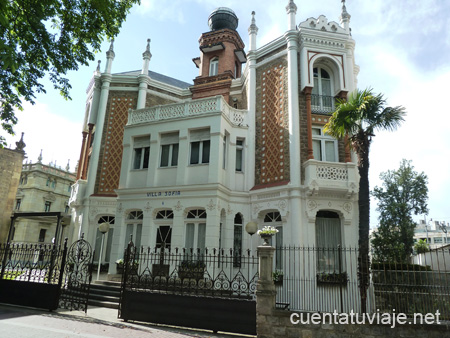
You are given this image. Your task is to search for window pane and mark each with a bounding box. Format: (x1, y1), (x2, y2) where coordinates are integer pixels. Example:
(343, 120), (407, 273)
(185, 223), (195, 249)
(316, 217), (341, 273)
(321, 78), (332, 98)
(202, 140), (210, 163)
(190, 142), (200, 164)
(275, 227), (283, 270)
(135, 224), (142, 250)
(125, 224), (133, 249)
(198, 223), (206, 251)
(236, 147), (242, 171)
(105, 228), (114, 262)
(143, 147), (150, 169)
(134, 149), (142, 169)
(325, 141), (336, 162)
(161, 145), (170, 167)
(172, 144), (179, 166)
(312, 140), (322, 160)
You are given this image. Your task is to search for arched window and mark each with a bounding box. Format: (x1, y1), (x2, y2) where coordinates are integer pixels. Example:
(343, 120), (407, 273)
(263, 211), (283, 270)
(209, 57), (219, 76)
(233, 213), (243, 267)
(185, 209), (207, 252)
(126, 211), (143, 249)
(95, 216), (115, 264)
(315, 211), (342, 274)
(155, 209), (173, 250)
(311, 67), (334, 114)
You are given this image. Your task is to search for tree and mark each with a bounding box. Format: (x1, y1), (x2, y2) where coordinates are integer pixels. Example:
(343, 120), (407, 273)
(0, 0), (140, 146)
(324, 88), (406, 312)
(414, 239), (430, 254)
(372, 159), (428, 263)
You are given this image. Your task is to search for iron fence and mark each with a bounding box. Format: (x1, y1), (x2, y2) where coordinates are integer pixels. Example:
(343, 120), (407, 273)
(275, 245), (450, 319)
(311, 94), (335, 114)
(0, 242), (66, 284)
(121, 243), (258, 299)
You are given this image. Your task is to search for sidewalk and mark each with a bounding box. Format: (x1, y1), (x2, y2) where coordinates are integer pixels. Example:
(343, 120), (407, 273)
(55, 305), (254, 338)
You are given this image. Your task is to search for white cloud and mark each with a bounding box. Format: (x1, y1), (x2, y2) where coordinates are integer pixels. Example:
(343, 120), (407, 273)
(4, 101), (82, 173)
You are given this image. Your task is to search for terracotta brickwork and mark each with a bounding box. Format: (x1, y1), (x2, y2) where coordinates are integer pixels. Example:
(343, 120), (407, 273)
(254, 58), (289, 187)
(299, 91), (308, 183)
(95, 92), (137, 195)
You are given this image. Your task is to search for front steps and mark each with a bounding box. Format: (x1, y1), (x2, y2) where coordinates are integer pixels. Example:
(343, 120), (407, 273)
(88, 281), (121, 309)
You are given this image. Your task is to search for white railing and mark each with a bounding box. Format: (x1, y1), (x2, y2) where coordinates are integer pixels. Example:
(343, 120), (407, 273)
(127, 95), (247, 127)
(304, 160), (358, 197)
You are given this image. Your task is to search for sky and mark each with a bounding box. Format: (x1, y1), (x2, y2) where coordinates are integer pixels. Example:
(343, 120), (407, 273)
(4, 0), (450, 228)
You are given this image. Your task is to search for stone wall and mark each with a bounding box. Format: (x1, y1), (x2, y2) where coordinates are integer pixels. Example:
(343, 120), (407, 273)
(0, 148), (24, 241)
(257, 310), (449, 338)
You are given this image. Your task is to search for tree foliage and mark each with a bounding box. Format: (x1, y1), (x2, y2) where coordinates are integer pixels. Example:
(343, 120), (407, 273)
(372, 159), (429, 263)
(324, 88), (406, 312)
(0, 0), (140, 146)
(414, 239), (430, 254)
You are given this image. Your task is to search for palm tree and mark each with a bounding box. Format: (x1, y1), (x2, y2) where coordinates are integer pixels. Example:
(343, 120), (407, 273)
(324, 88), (406, 312)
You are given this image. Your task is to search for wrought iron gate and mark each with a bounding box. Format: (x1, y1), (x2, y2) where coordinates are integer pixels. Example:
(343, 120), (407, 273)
(59, 236), (94, 312)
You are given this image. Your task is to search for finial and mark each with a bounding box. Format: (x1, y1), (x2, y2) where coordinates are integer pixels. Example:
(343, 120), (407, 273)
(96, 60), (101, 72)
(106, 38), (115, 59)
(66, 159), (70, 172)
(54, 160), (57, 168)
(341, 0), (351, 20)
(248, 11), (258, 34)
(15, 132), (26, 152)
(286, 0), (297, 13)
(143, 38), (152, 60)
(38, 149), (43, 163)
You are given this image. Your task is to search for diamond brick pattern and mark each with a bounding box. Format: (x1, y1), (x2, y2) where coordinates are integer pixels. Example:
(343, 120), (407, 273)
(98, 96), (135, 194)
(258, 65), (288, 185)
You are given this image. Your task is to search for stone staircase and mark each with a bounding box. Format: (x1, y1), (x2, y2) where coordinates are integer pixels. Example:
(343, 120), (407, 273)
(88, 281), (121, 309)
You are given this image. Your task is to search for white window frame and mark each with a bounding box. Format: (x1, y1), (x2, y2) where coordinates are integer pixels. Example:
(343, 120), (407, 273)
(185, 209), (207, 254)
(209, 57), (219, 76)
(133, 136), (150, 170)
(312, 127), (338, 162)
(315, 211), (343, 274)
(160, 143), (179, 167)
(125, 211), (143, 249)
(311, 66), (334, 113)
(235, 138), (244, 172)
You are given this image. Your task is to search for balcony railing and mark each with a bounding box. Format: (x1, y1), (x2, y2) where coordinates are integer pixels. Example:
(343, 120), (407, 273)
(311, 94), (335, 115)
(127, 95), (247, 127)
(304, 159), (358, 197)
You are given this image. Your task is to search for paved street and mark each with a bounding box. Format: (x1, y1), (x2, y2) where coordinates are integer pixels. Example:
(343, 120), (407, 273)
(0, 304), (254, 338)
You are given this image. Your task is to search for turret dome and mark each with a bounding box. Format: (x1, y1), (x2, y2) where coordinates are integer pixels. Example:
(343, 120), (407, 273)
(208, 7), (238, 31)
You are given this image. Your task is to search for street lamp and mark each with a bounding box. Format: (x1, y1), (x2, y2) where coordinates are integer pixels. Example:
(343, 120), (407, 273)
(97, 222), (110, 281)
(245, 221), (258, 254)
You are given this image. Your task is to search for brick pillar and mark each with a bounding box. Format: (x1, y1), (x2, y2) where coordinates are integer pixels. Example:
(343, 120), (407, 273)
(304, 86), (314, 160)
(338, 91), (351, 163)
(256, 243), (276, 338)
(76, 131), (87, 180)
(82, 123), (93, 179)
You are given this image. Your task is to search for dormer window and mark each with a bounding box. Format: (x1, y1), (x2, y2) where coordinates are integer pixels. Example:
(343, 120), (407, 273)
(209, 57), (219, 76)
(312, 67), (334, 114)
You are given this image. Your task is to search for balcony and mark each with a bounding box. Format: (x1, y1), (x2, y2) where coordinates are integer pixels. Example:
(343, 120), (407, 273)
(69, 180), (87, 208)
(304, 160), (358, 198)
(127, 95), (247, 127)
(311, 94), (335, 115)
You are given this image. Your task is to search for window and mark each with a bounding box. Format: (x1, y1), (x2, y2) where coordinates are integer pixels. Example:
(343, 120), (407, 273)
(38, 229), (46, 242)
(189, 129), (210, 165)
(46, 177), (51, 186)
(434, 237), (443, 243)
(160, 133), (179, 167)
(185, 209), (207, 255)
(236, 139), (244, 172)
(156, 226), (172, 250)
(15, 199), (21, 210)
(125, 211), (143, 249)
(311, 67), (334, 113)
(315, 211), (342, 273)
(312, 127), (338, 162)
(233, 214), (243, 267)
(51, 179), (56, 188)
(94, 216), (115, 263)
(222, 134), (227, 169)
(209, 57), (219, 76)
(44, 201), (51, 212)
(133, 136), (150, 170)
(20, 175), (27, 185)
(64, 205), (70, 214)
(263, 212), (283, 270)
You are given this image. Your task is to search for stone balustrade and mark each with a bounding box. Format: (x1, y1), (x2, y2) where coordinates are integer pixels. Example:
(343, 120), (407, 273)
(127, 95), (247, 127)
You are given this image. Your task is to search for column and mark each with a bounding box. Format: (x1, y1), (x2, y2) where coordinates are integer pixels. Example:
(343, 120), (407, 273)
(137, 39), (152, 109)
(256, 244), (276, 337)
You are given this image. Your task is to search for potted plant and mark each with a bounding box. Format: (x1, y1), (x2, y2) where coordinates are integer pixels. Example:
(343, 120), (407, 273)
(273, 269), (284, 285)
(257, 226), (279, 245)
(116, 259), (124, 274)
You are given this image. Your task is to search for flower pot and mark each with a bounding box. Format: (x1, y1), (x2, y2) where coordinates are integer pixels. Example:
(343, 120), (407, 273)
(260, 233), (273, 246)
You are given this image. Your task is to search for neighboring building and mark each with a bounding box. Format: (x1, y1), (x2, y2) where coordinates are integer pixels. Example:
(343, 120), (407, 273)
(69, 1), (360, 280)
(12, 152), (75, 244)
(414, 219), (450, 250)
(0, 133), (26, 242)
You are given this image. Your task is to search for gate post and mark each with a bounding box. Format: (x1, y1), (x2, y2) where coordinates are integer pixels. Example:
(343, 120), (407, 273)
(256, 243), (276, 338)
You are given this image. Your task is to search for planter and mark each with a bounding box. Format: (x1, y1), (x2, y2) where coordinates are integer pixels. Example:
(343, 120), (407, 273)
(116, 264), (124, 274)
(260, 233), (274, 246)
(274, 275), (283, 285)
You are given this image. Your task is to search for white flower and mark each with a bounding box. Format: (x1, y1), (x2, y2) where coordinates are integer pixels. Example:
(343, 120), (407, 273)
(257, 226), (279, 235)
